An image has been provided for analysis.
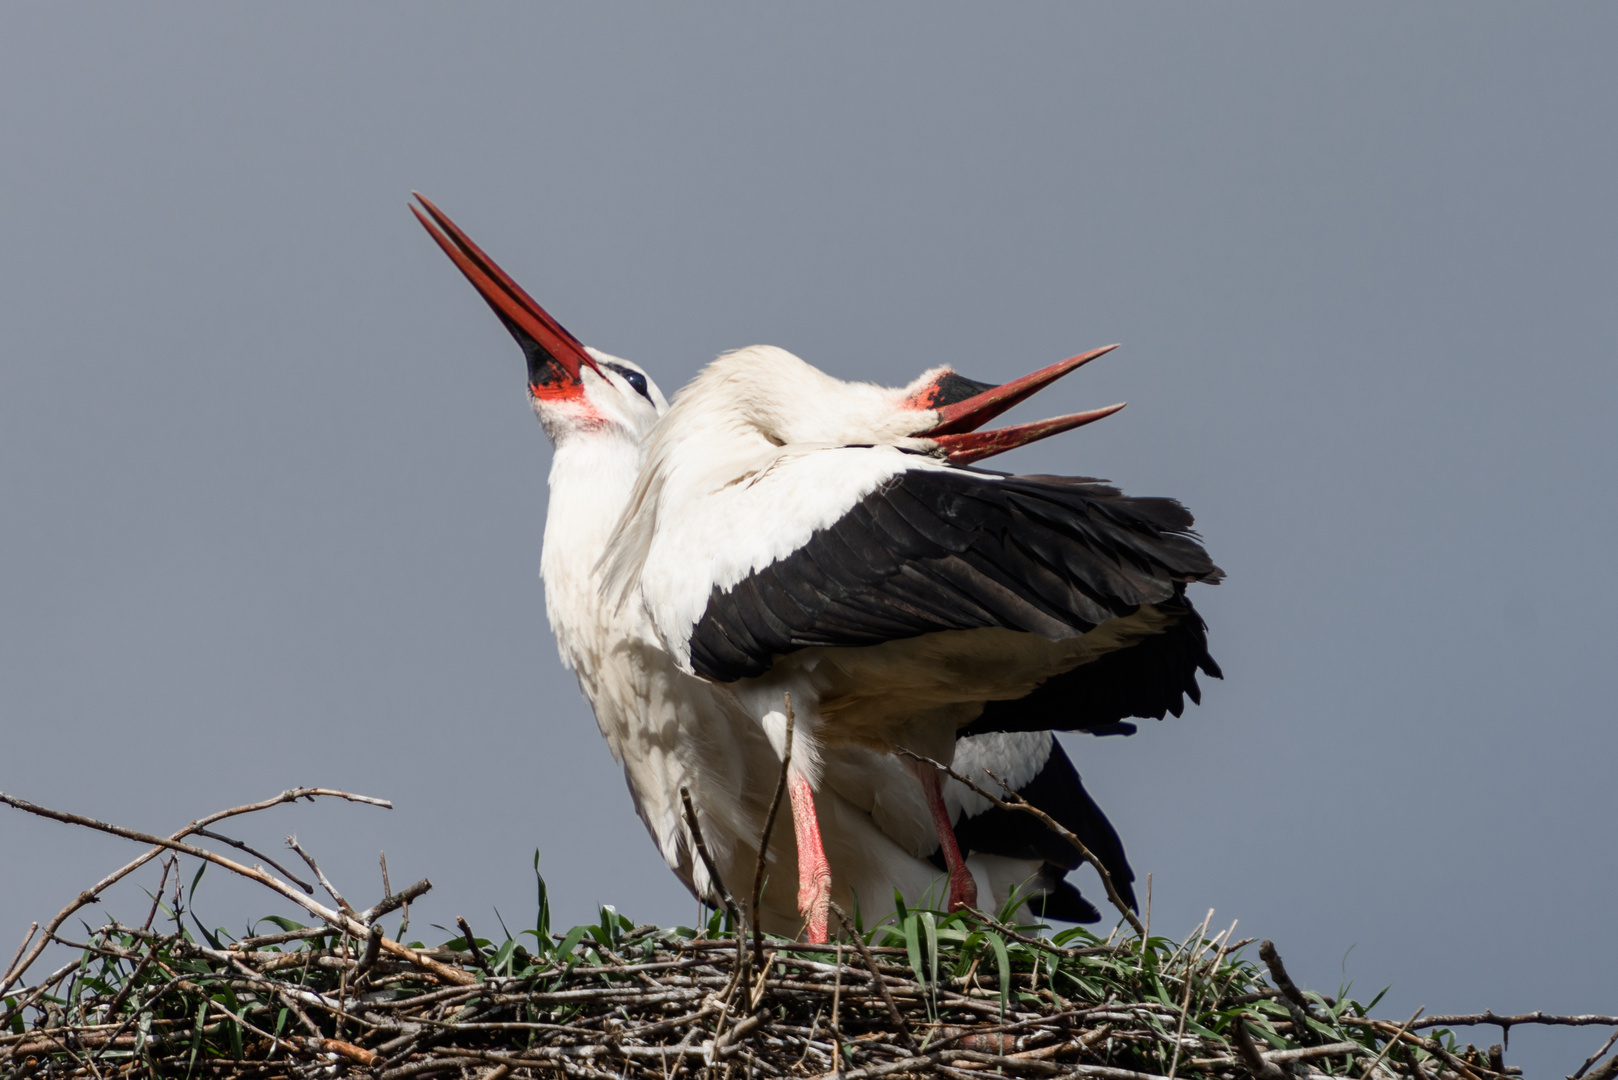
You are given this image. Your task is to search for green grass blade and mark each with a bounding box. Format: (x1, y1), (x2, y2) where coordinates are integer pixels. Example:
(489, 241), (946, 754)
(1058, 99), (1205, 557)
(984, 930), (1012, 1018)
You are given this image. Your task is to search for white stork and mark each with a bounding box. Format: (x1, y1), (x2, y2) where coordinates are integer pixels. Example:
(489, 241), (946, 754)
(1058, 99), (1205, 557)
(412, 196), (1215, 940)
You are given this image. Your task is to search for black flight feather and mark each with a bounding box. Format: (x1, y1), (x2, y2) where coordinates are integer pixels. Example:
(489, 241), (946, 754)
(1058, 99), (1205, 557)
(687, 467), (1222, 736)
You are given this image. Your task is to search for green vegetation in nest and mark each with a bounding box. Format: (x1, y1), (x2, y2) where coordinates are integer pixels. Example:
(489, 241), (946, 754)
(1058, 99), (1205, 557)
(4, 789), (1615, 1080)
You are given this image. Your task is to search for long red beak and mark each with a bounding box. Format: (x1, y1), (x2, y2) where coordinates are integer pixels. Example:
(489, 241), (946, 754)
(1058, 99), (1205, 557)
(410, 192), (602, 395)
(920, 344), (1118, 435)
(929, 403), (1127, 465)
(916, 344), (1125, 464)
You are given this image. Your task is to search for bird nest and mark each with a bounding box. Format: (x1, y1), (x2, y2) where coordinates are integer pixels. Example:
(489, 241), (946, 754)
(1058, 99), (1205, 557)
(4, 788), (1615, 1080)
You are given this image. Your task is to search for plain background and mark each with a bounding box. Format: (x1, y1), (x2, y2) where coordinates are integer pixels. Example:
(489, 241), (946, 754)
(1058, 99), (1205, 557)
(2, 6), (1613, 1075)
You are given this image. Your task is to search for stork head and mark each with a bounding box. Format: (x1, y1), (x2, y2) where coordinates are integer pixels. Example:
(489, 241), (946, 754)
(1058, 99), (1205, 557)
(666, 343), (1127, 468)
(896, 345), (1126, 465)
(411, 194), (667, 446)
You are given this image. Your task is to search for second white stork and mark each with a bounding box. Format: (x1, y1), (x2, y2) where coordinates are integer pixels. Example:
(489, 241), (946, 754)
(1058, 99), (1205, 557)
(601, 349), (1223, 941)
(412, 195), (1213, 940)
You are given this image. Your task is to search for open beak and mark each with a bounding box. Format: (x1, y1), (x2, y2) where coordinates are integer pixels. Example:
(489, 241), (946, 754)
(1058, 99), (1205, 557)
(915, 344), (1125, 465)
(410, 192), (603, 397)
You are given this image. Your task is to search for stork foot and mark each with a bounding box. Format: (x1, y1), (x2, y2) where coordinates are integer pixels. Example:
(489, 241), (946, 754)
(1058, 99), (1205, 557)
(947, 864), (978, 912)
(789, 774), (833, 943)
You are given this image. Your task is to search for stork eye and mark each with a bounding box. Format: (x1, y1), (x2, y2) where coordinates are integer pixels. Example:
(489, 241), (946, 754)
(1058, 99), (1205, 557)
(603, 362), (652, 402)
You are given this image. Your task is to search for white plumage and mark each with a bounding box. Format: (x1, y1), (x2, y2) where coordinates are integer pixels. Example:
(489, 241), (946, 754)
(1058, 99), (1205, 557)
(414, 196), (1219, 941)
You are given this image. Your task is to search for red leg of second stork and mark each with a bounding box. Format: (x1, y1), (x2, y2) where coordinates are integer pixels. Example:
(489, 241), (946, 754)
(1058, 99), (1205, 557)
(915, 763), (978, 912)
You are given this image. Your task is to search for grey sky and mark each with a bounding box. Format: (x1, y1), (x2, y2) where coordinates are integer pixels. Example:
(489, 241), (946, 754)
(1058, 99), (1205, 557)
(2, 5), (1613, 1074)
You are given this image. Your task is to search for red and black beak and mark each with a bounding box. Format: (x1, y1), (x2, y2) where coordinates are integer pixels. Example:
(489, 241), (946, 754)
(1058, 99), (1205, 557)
(411, 193), (602, 398)
(913, 344), (1125, 465)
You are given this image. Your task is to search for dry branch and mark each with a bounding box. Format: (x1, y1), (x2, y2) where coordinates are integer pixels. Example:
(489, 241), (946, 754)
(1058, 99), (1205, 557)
(752, 692), (794, 967)
(0, 787), (387, 1001)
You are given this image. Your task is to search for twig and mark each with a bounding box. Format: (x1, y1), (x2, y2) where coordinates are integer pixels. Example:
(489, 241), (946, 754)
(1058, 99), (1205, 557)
(892, 749), (1146, 936)
(829, 942), (844, 1074)
(359, 878), (434, 926)
(235, 926), (333, 949)
(963, 909), (1124, 961)
(1144, 872), (1153, 945)
(1231, 1014), (1287, 1080)
(0, 786), (389, 998)
(353, 921), (386, 980)
(1340, 1015), (1486, 1080)
(0, 790), (472, 987)
(1166, 908), (1214, 1079)
(1359, 1006), (1424, 1080)
(168, 852), (184, 934)
(1573, 1029), (1618, 1080)
(456, 917), (493, 977)
(679, 787), (742, 934)
(828, 901), (915, 1050)
(192, 827), (314, 892)
(752, 693), (794, 967)
(1, 923), (37, 989)
(1207, 920), (1239, 975)
(1258, 940), (1310, 1012)
(1265, 1041), (1370, 1064)
(1586, 1055), (1618, 1080)
(1415, 1010), (1618, 1032)
(140, 854), (176, 933)
(932, 1007), (1111, 1051)
(286, 834), (352, 911)
(1259, 939), (1315, 1036)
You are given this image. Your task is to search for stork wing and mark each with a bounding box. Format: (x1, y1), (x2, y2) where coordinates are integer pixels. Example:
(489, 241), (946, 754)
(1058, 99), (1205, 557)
(627, 448), (1222, 730)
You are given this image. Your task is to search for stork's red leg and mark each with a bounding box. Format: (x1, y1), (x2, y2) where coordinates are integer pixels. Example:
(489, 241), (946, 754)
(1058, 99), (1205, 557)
(917, 766), (978, 912)
(788, 774), (832, 943)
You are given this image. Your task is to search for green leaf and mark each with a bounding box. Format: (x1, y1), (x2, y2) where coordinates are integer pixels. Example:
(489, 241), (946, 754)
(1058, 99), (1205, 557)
(533, 857), (551, 944)
(490, 938), (518, 974)
(590, 904), (629, 946)
(556, 925), (592, 971)
(902, 911), (924, 989)
(185, 998), (208, 1078)
(998, 882), (1033, 924)
(520, 928), (552, 959)
(984, 930), (1012, 1018)
(955, 930), (982, 979)
(1052, 925), (1100, 949)
(920, 910), (940, 994)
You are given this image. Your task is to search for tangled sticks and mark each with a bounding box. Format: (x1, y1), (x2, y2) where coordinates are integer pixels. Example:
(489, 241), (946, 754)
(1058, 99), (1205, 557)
(3, 788), (1616, 1080)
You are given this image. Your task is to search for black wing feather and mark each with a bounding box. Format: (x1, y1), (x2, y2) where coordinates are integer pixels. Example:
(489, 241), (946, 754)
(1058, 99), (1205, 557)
(961, 607), (1221, 735)
(688, 466), (1222, 733)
